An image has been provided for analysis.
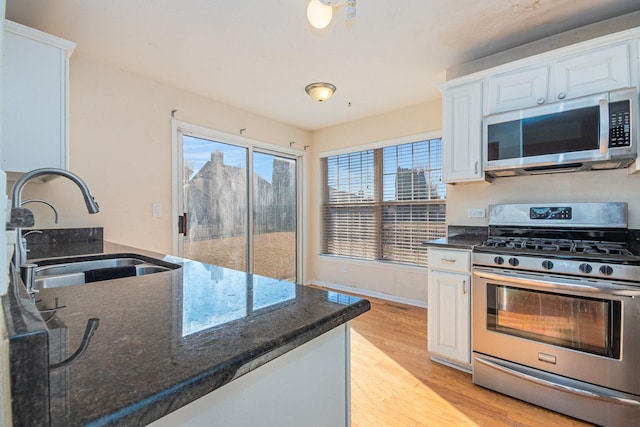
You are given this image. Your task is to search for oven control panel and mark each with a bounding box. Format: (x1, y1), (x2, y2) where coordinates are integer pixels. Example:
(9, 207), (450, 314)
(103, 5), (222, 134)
(472, 252), (640, 281)
(530, 206), (572, 220)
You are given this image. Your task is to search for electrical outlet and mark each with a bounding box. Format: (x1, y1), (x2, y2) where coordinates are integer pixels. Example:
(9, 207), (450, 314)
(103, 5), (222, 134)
(468, 208), (486, 218)
(339, 266), (348, 273)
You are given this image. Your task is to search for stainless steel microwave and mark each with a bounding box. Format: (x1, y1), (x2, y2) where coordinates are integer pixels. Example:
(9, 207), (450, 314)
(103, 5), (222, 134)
(483, 87), (638, 177)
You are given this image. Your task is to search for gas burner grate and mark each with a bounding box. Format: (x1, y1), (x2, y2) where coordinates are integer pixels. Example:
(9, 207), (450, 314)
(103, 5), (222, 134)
(479, 237), (633, 256)
(572, 240), (630, 256)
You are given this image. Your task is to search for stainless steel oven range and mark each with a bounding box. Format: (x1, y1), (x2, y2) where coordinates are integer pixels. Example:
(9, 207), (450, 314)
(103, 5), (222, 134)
(472, 202), (640, 427)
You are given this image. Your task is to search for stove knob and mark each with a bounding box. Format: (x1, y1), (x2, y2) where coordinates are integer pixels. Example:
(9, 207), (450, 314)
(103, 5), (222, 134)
(508, 257), (519, 267)
(542, 260), (554, 270)
(494, 256), (504, 265)
(599, 265), (614, 276)
(579, 263), (592, 274)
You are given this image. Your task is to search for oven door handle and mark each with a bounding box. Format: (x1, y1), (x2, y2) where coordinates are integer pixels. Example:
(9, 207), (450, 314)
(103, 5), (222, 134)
(474, 356), (640, 407)
(473, 270), (640, 297)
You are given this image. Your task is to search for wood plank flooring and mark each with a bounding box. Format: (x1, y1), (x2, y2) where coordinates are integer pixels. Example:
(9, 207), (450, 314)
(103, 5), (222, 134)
(347, 295), (594, 427)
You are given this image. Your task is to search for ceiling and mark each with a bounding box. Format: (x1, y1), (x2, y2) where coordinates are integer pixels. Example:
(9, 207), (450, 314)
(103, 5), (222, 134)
(6, 0), (640, 131)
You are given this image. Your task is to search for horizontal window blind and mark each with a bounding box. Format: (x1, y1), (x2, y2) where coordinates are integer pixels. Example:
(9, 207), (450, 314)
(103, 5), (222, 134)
(322, 138), (446, 266)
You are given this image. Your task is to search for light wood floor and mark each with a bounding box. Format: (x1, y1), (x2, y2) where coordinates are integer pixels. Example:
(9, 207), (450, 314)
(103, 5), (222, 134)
(348, 295), (594, 427)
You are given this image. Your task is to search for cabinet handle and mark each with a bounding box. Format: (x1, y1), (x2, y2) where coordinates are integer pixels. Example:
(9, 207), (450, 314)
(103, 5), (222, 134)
(441, 258), (457, 263)
(536, 98), (545, 105)
(474, 161), (478, 174)
(462, 280), (467, 295)
(557, 92), (566, 100)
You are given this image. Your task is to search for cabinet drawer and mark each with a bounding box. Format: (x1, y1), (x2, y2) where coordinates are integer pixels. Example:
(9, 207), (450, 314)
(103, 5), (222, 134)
(428, 248), (470, 272)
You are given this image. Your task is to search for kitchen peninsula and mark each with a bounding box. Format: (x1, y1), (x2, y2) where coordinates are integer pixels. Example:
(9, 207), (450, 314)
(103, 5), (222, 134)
(3, 240), (370, 426)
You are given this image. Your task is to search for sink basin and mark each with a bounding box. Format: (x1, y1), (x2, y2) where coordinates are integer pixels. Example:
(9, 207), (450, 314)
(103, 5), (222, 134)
(33, 253), (181, 289)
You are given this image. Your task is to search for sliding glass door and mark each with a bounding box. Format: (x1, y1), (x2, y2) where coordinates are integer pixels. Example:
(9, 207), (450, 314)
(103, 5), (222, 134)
(182, 136), (248, 271)
(252, 151), (297, 282)
(178, 131), (299, 282)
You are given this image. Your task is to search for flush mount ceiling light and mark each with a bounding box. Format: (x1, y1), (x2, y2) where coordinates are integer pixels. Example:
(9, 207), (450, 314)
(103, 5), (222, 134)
(307, 0), (356, 29)
(305, 82), (337, 102)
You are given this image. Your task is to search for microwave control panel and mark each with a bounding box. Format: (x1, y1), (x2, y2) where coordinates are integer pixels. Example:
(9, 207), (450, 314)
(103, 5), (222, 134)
(609, 100), (631, 147)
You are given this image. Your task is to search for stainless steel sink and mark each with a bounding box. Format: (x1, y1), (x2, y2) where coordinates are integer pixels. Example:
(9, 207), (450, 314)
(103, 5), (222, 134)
(33, 254), (181, 289)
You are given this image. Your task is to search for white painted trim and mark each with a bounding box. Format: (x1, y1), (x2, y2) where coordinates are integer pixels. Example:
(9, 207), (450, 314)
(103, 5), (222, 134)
(170, 119), (181, 256)
(430, 354), (472, 374)
(309, 280), (428, 309)
(172, 119), (305, 157)
(319, 130), (442, 158)
(5, 19), (76, 56)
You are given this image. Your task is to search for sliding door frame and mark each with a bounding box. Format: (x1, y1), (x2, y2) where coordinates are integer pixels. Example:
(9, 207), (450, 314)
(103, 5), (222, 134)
(171, 119), (306, 283)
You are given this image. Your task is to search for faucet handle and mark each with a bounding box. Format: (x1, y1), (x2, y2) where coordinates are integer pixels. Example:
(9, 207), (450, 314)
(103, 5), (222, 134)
(6, 207), (35, 228)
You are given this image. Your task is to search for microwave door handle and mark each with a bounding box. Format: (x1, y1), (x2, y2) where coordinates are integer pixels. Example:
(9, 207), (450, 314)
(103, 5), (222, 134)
(599, 98), (609, 155)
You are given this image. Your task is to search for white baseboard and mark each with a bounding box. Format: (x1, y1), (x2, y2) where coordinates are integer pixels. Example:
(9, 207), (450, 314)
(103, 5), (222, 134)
(308, 280), (427, 309)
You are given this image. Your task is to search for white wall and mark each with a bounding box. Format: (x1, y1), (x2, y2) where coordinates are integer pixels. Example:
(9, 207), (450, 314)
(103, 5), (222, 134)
(307, 100), (442, 306)
(447, 168), (640, 228)
(17, 55), (310, 255)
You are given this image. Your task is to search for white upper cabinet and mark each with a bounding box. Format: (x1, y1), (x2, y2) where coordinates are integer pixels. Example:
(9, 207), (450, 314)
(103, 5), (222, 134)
(1, 21), (75, 179)
(485, 66), (550, 114)
(485, 43), (631, 115)
(442, 81), (483, 183)
(554, 43), (631, 100)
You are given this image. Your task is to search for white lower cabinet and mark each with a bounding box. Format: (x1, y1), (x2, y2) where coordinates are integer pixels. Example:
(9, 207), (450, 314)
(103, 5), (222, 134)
(427, 248), (471, 372)
(150, 324), (350, 427)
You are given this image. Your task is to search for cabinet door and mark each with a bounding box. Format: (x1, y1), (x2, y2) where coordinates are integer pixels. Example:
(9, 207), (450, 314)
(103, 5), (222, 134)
(442, 81), (483, 183)
(554, 43), (631, 101)
(427, 269), (470, 366)
(485, 66), (549, 114)
(1, 22), (74, 175)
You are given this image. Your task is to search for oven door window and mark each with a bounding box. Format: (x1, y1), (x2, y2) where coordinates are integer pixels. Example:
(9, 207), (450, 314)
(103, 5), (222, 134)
(486, 284), (621, 358)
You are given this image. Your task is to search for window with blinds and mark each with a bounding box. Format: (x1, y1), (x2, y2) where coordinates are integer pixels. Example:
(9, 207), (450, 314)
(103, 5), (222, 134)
(321, 138), (446, 266)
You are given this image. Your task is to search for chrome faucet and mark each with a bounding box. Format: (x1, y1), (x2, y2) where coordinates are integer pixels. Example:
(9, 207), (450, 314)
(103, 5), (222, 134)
(10, 168), (100, 269)
(20, 230), (43, 262)
(21, 199), (60, 224)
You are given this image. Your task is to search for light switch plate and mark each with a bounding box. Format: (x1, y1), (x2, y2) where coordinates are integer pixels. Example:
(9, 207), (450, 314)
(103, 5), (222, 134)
(152, 203), (162, 217)
(468, 208), (486, 218)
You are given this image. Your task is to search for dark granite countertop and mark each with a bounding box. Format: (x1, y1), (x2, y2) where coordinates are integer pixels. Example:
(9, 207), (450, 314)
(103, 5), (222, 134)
(423, 225), (488, 250)
(25, 242), (369, 426)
